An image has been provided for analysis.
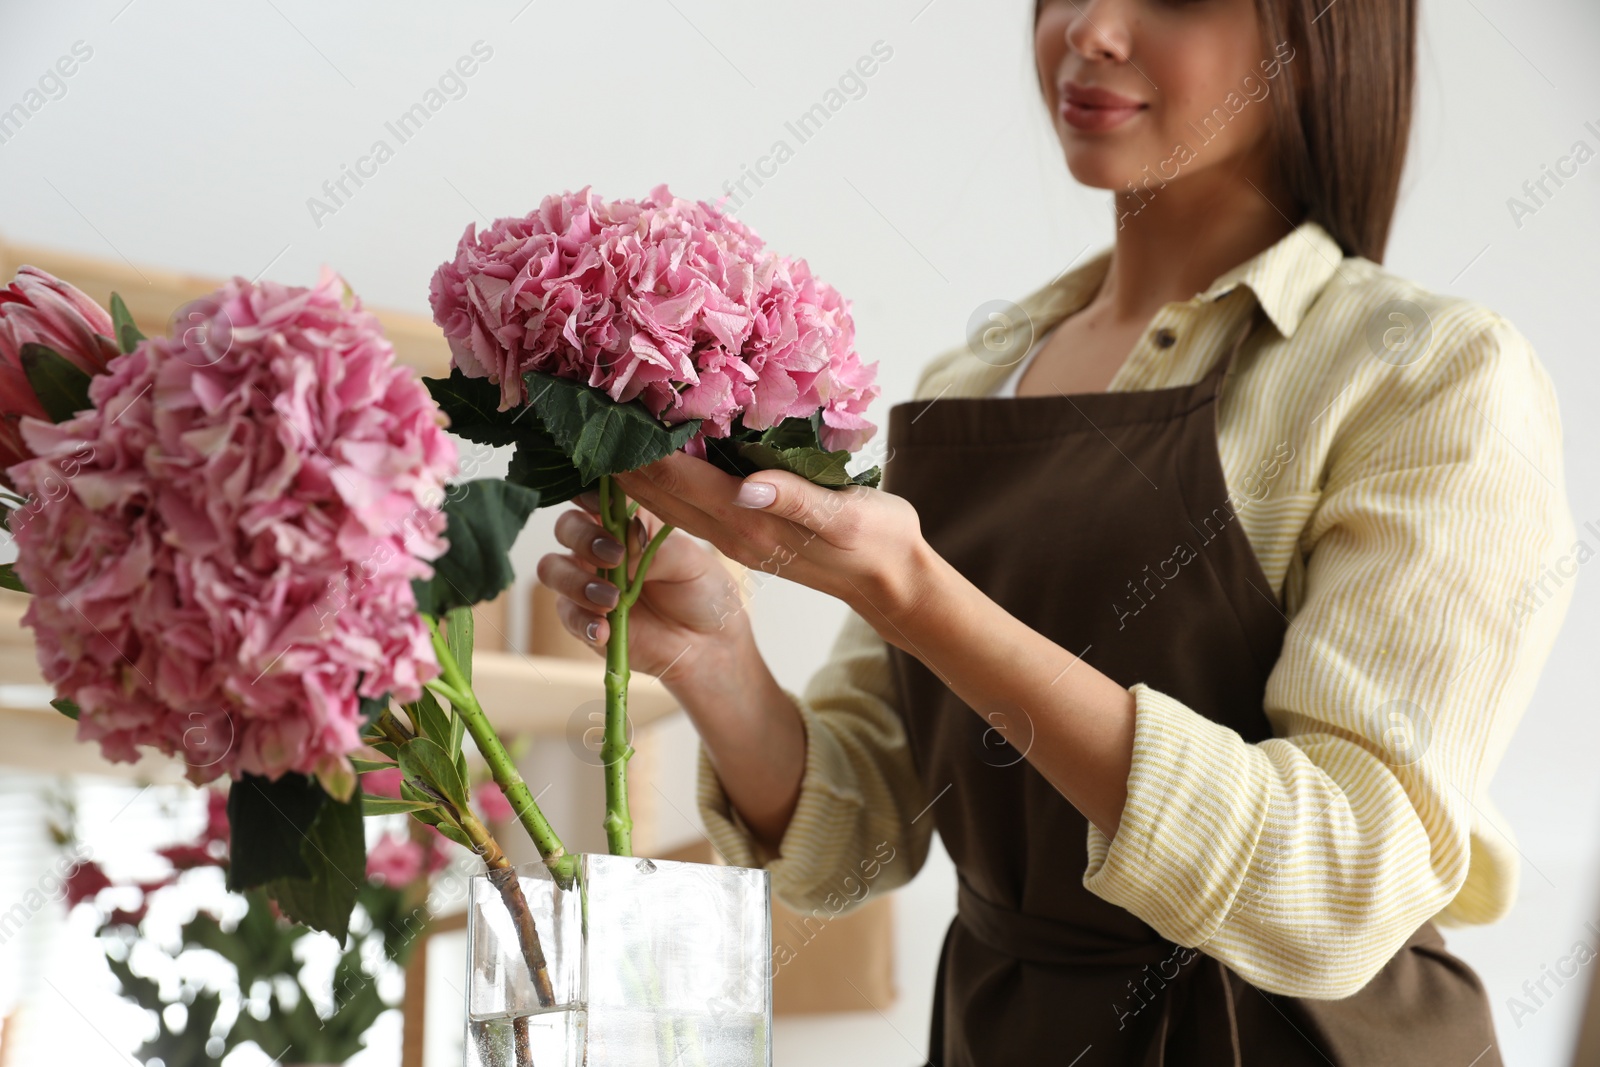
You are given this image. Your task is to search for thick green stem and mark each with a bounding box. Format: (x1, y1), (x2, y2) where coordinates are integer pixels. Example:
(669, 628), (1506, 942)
(591, 478), (676, 855)
(427, 621), (576, 886)
(598, 474), (635, 856)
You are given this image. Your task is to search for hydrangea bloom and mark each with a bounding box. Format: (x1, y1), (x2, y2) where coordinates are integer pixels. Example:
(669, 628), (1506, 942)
(429, 184), (879, 457)
(7, 269), (458, 785)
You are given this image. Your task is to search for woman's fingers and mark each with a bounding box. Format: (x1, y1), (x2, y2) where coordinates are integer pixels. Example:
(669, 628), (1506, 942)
(535, 552), (622, 614)
(553, 508), (629, 568)
(555, 594), (608, 649)
(616, 452), (873, 551)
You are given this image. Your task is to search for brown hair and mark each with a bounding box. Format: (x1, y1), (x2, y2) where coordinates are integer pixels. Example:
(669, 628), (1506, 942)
(1034, 0), (1416, 263)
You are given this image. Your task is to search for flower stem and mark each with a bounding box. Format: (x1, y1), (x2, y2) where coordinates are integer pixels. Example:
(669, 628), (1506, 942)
(426, 620), (576, 886)
(592, 478), (676, 855)
(597, 475), (635, 856)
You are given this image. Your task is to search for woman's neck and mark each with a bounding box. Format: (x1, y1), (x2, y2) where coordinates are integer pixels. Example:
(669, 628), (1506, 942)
(1092, 157), (1298, 324)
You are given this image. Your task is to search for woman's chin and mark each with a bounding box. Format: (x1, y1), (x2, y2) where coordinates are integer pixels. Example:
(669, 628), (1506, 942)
(1057, 149), (1142, 193)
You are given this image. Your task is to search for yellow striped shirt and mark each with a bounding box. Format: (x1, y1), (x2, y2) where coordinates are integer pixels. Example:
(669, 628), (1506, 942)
(695, 220), (1578, 998)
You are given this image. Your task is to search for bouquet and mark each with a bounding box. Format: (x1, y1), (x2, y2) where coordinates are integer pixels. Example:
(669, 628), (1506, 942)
(0, 183), (879, 1065)
(426, 183), (880, 856)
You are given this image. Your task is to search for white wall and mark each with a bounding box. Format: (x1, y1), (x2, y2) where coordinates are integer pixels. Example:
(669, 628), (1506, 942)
(0, 1), (1596, 1065)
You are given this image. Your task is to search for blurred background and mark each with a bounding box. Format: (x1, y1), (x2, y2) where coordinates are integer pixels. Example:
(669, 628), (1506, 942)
(0, 1), (1596, 1064)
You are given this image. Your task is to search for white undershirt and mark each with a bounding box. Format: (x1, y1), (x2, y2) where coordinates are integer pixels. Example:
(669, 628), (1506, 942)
(990, 324), (1058, 397)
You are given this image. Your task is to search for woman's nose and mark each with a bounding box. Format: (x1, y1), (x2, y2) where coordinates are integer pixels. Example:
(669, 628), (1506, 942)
(1063, 0), (1133, 64)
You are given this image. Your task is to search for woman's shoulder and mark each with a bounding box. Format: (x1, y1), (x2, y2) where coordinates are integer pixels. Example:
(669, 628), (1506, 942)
(1300, 257), (1564, 479)
(1305, 255), (1544, 384)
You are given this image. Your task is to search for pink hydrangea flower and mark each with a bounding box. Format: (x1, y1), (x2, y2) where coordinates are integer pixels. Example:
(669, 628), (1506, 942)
(367, 833), (425, 886)
(7, 269), (458, 786)
(428, 185), (880, 457)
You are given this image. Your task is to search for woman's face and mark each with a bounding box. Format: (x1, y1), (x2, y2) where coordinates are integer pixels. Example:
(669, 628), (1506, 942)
(1035, 0), (1290, 195)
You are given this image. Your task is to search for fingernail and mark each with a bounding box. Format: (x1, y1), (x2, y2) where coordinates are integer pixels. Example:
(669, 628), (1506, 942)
(734, 481), (776, 508)
(584, 620), (601, 642)
(592, 535), (624, 565)
(584, 580), (619, 608)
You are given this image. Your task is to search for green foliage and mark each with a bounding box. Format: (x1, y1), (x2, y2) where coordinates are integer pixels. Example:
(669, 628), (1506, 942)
(19, 343), (93, 422)
(110, 292), (145, 354)
(706, 411), (881, 488)
(51, 697), (79, 720)
(132, 989), (222, 1067)
(226, 773), (366, 940)
(523, 369), (701, 483)
(0, 563), (26, 593)
(424, 368), (596, 505)
(411, 479), (541, 617)
(397, 737), (471, 814)
(108, 887), (411, 1067)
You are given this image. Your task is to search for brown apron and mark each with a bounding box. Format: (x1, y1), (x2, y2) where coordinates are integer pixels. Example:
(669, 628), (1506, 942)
(880, 309), (1503, 1066)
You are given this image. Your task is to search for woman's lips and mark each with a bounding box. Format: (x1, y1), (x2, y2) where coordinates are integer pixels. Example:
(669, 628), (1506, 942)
(1059, 80), (1147, 132)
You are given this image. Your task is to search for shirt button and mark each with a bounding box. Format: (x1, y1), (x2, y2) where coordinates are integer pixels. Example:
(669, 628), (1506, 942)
(1153, 328), (1177, 348)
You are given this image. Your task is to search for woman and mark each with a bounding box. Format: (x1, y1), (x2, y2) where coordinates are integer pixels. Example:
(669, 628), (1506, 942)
(535, 0), (1576, 1063)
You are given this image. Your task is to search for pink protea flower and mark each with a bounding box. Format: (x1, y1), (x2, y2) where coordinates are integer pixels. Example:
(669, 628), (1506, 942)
(428, 184), (880, 457)
(366, 833), (425, 886)
(7, 269), (458, 786)
(0, 266), (120, 473)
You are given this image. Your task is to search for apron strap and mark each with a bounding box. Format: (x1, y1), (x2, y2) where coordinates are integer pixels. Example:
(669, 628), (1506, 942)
(1200, 302), (1269, 402)
(1148, 955), (1245, 1067)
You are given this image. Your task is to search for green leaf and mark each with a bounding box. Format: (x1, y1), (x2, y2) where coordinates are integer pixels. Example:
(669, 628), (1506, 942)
(396, 736), (471, 814)
(227, 773), (325, 888)
(412, 479), (540, 616)
(363, 795), (441, 816)
(263, 785), (367, 942)
(19, 343), (92, 423)
(524, 370), (701, 482)
(506, 429), (595, 506)
(441, 609), (475, 780)
(423, 369), (526, 446)
(705, 413), (881, 489)
(445, 604), (474, 689)
(737, 441), (854, 486)
(350, 756), (397, 774)
(0, 563), (26, 594)
(408, 689), (454, 749)
(425, 368), (596, 505)
(110, 293), (144, 354)
(51, 697), (79, 720)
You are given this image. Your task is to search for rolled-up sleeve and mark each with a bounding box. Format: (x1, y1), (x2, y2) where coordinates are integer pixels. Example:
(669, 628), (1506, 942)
(696, 609), (936, 912)
(1081, 316), (1577, 998)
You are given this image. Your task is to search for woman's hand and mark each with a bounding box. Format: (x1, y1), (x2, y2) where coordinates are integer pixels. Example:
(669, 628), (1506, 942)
(536, 491), (749, 685)
(610, 452), (933, 637)
(537, 481), (815, 851)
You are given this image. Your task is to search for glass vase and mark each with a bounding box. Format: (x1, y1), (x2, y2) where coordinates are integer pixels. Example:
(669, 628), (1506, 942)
(466, 853), (772, 1067)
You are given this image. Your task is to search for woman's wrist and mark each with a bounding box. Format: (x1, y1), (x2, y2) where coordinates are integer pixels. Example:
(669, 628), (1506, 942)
(848, 533), (953, 651)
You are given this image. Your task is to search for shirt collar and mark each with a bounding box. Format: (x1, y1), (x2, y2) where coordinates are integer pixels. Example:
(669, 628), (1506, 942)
(1196, 219), (1345, 338)
(1026, 218), (1346, 341)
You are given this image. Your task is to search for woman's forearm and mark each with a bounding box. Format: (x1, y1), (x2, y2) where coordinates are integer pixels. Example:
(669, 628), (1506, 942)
(864, 540), (1139, 839)
(662, 628), (807, 855)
